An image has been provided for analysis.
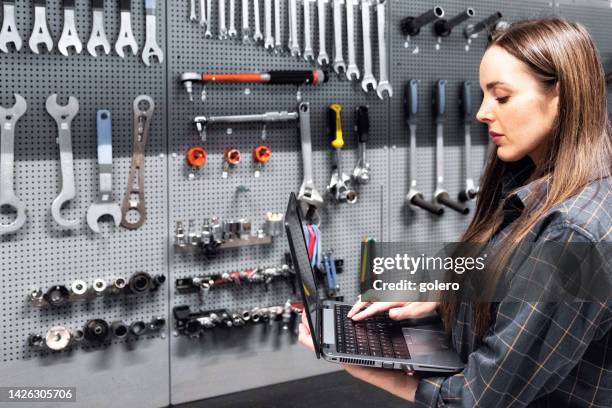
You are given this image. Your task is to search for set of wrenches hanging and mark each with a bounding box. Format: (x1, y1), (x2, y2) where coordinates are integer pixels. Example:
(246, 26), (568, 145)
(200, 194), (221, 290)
(0, 0), (163, 65)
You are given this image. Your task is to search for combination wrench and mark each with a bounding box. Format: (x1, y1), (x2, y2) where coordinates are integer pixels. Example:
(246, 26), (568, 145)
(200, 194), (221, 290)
(253, 0), (263, 42)
(288, 0), (300, 57)
(331, 0), (346, 75)
(116, 0), (139, 58)
(302, 0), (314, 61)
(87, 110), (122, 233)
(241, 0), (252, 43)
(263, 0), (273, 49)
(228, 0), (237, 38)
(351, 106), (369, 184)
(360, 0), (376, 92)
(316, 0), (329, 65)
(29, 0), (53, 54)
(204, 0), (212, 38)
(58, 0), (82, 56)
(345, 0), (359, 80)
(375, 0), (392, 99)
(273, 0), (282, 53)
(87, 0), (110, 56)
(218, 0), (228, 39)
(190, 0), (197, 21)
(0, 0), (23, 52)
(0, 95), (27, 236)
(198, 0), (206, 27)
(121, 96), (155, 230)
(297, 102), (323, 223)
(46, 95), (80, 229)
(142, 0), (164, 66)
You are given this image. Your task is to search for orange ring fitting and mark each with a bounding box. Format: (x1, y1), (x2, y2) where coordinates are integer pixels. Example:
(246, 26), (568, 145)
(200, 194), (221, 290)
(253, 145), (271, 164)
(186, 147), (207, 168)
(224, 148), (241, 165)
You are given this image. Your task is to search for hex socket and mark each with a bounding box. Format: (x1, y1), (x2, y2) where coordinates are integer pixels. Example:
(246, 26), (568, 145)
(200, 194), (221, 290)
(400, 6), (445, 37)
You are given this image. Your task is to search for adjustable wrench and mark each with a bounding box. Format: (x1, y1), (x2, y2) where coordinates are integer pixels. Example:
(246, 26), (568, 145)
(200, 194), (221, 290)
(0, 95), (27, 236)
(253, 0), (263, 42)
(326, 104), (357, 204)
(219, 0), (228, 39)
(360, 0), (376, 92)
(58, 0), (82, 56)
(29, 0), (53, 54)
(263, 0), (273, 48)
(142, 0), (164, 66)
(87, 110), (122, 233)
(302, 0), (314, 61)
(288, 0), (300, 57)
(204, 0), (212, 38)
(241, 0), (252, 43)
(46, 95), (80, 229)
(0, 1), (22, 52)
(331, 0), (346, 74)
(375, 0), (392, 99)
(87, 0), (110, 56)
(116, 0), (138, 58)
(191, 0), (197, 21)
(228, 0), (237, 38)
(273, 0), (282, 53)
(121, 96), (154, 230)
(316, 0), (329, 65)
(351, 106), (369, 184)
(345, 0), (359, 80)
(297, 103), (323, 223)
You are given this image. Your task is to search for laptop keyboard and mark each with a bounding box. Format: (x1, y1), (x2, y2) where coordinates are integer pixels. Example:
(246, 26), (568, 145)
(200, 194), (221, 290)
(334, 305), (410, 359)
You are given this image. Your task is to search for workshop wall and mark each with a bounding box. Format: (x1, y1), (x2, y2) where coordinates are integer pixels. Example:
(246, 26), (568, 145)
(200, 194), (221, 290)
(1, 1), (611, 407)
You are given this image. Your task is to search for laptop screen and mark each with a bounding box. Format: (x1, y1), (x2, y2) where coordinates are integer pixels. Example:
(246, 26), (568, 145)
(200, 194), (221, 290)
(284, 193), (321, 358)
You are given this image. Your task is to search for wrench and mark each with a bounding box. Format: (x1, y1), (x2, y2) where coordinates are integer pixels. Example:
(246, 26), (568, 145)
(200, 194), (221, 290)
(46, 95), (80, 229)
(288, 0), (300, 57)
(345, 0), (359, 80)
(375, 0), (392, 99)
(352, 106), (369, 184)
(87, 0), (110, 56)
(0, 95), (27, 236)
(253, 0), (263, 42)
(204, 0), (212, 37)
(121, 96), (154, 230)
(360, 0), (376, 92)
(58, 0), (82, 56)
(228, 0), (237, 38)
(297, 102), (323, 223)
(190, 0), (197, 21)
(273, 0), (282, 53)
(316, 0), (329, 65)
(116, 0), (138, 58)
(332, 0), (346, 74)
(142, 0), (164, 66)
(302, 0), (314, 61)
(241, 0), (252, 43)
(0, 1), (22, 52)
(263, 0), (273, 48)
(87, 110), (122, 233)
(326, 104), (357, 203)
(219, 0), (228, 39)
(199, 0), (206, 26)
(29, 0), (53, 54)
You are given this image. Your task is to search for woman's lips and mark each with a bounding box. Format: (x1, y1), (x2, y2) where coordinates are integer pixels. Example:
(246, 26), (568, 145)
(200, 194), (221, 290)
(489, 131), (504, 143)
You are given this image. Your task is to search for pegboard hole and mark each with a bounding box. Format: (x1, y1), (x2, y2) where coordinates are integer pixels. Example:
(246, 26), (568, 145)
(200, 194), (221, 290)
(125, 208), (142, 224)
(0, 204), (18, 225)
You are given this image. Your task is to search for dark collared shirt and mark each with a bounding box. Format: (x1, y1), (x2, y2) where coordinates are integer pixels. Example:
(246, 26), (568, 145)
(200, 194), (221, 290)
(415, 157), (612, 407)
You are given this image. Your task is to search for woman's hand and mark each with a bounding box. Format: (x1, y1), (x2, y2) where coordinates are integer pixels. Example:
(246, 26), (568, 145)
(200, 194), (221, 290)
(297, 310), (315, 352)
(347, 300), (439, 321)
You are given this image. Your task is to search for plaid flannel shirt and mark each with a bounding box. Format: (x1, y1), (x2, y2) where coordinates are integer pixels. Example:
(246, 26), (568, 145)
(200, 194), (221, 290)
(415, 157), (612, 407)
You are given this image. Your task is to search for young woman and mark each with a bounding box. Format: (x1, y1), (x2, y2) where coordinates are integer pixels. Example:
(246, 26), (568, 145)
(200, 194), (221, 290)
(299, 18), (611, 406)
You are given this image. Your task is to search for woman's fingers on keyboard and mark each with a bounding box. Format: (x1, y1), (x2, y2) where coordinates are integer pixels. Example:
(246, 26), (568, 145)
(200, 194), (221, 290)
(347, 301), (370, 318)
(350, 302), (405, 321)
(388, 302), (439, 320)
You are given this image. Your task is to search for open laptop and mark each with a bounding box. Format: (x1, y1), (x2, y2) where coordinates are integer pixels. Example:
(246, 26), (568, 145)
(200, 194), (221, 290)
(285, 193), (464, 372)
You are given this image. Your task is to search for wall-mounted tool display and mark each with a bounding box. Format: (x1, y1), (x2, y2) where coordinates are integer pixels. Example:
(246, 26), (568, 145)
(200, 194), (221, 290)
(352, 106), (370, 185)
(375, 0), (392, 99)
(360, 0), (376, 93)
(326, 103), (357, 204)
(116, 0), (139, 58)
(58, 0), (83, 56)
(87, 0), (111, 57)
(121, 95), (155, 230)
(0, 94), (28, 236)
(47, 95), (80, 229)
(458, 81), (478, 202)
(432, 80), (469, 215)
(400, 5), (444, 39)
(87, 110), (122, 233)
(0, 0), (22, 52)
(403, 80), (443, 215)
(29, 0), (54, 54)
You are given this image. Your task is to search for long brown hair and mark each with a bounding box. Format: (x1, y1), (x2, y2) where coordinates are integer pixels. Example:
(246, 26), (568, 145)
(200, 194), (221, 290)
(440, 18), (612, 337)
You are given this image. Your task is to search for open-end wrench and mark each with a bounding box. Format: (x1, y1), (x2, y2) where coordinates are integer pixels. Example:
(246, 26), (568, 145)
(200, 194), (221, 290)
(297, 102), (323, 223)
(121, 96), (154, 230)
(58, 0), (82, 56)
(219, 0), (228, 39)
(302, 0), (314, 61)
(87, 0), (110, 56)
(273, 0), (282, 53)
(375, 0), (392, 99)
(0, 1), (23, 52)
(345, 0), (359, 80)
(116, 0), (138, 58)
(142, 0), (164, 65)
(332, 0), (346, 75)
(241, 0), (252, 43)
(316, 0), (329, 65)
(253, 0), (263, 42)
(0, 95), (27, 236)
(198, 0), (205, 26)
(87, 110), (122, 233)
(29, 0), (53, 54)
(263, 0), (273, 48)
(191, 0), (197, 21)
(204, 0), (212, 38)
(46, 95), (80, 229)
(360, 0), (376, 92)
(352, 106), (369, 184)
(288, 0), (300, 57)
(326, 104), (357, 203)
(228, 0), (237, 38)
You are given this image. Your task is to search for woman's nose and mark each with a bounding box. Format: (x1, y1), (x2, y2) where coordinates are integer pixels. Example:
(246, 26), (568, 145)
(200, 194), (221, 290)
(476, 101), (493, 124)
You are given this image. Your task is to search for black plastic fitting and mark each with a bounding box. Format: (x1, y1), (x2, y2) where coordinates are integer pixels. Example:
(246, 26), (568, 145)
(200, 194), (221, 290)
(464, 12), (502, 39)
(434, 8), (475, 37)
(44, 285), (70, 307)
(128, 272), (153, 294)
(83, 319), (110, 344)
(400, 6), (445, 37)
(436, 192), (470, 214)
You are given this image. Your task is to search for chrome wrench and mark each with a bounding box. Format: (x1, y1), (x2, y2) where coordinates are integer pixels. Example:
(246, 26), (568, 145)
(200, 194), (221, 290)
(87, 0), (110, 57)
(46, 95), (80, 229)
(191, 0), (197, 21)
(263, 0), (273, 48)
(58, 0), (82, 56)
(360, 0), (376, 92)
(297, 102), (323, 223)
(219, 0), (228, 39)
(273, 0), (282, 53)
(204, 0), (213, 37)
(288, 0), (300, 57)
(142, 0), (164, 66)
(458, 81), (478, 202)
(228, 0), (237, 38)
(351, 106), (369, 184)
(345, 0), (359, 80)
(87, 110), (122, 233)
(0, 1), (23, 53)
(332, 0), (346, 74)
(241, 0), (252, 43)
(0, 95), (27, 236)
(253, 0), (263, 42)
(302, 0), (314, 61)
(116, 0), (138, 58)
(198, 0), (205, 26)
(375, 0), (392, 99)
(121, 96), (154, 230)
(29, 0), (53, 54)
(316, 0), (329, 65)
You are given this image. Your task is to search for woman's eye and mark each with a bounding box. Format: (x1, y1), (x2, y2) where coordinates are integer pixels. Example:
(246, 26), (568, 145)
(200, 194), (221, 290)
(496, 96), (510, 104)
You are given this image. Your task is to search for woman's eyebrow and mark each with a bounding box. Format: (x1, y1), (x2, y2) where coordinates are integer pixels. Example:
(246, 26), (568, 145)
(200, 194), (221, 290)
(485, 81), (507, 90)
